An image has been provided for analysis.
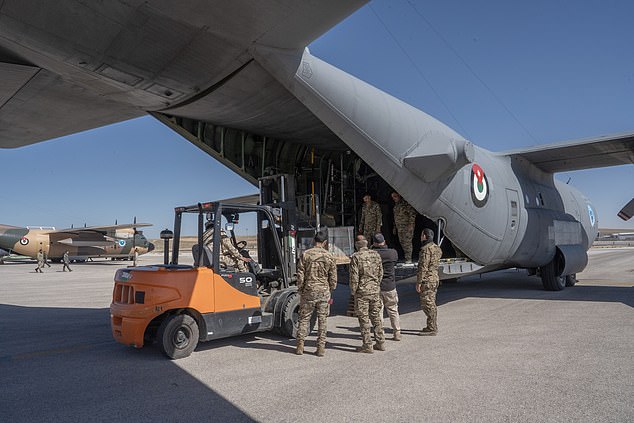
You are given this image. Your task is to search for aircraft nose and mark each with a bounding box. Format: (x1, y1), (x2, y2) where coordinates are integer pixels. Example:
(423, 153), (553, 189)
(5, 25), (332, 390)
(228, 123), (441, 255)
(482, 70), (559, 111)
(148, 242), (155, 252)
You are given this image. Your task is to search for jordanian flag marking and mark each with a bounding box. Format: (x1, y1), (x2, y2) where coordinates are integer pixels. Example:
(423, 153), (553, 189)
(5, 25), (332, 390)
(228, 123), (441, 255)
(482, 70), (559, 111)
(471, 164), (489, 207)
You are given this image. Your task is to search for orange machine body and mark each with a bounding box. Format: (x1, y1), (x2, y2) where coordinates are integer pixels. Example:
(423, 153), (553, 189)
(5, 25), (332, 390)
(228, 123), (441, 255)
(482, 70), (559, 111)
(110, 265), (262, 348)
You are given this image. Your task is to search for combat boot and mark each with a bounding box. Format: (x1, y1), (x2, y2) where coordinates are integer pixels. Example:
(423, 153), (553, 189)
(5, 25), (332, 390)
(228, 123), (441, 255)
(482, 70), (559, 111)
(419, 327), (437, 336)
(393, 330), (402, 341)
(356, 344), (373, 354)
(316, 345), (325, 357)
(373, 342), (386, 351)
(295, 340), (304, 355)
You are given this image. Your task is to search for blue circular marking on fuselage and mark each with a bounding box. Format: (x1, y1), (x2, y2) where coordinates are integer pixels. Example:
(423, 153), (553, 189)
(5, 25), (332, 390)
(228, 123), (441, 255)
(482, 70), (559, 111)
(118, 240), (126, 247)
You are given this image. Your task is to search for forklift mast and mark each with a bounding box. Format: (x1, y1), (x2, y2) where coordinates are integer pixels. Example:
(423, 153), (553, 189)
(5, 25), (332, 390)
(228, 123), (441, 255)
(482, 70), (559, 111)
(258, 174), (299, 279)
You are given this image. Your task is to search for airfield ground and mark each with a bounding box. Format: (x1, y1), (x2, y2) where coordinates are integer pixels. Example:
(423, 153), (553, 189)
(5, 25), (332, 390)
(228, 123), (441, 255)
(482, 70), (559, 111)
(0, 248), (632, 422)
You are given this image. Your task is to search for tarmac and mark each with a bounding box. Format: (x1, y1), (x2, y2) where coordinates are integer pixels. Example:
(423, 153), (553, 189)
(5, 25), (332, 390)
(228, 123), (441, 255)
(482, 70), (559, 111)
(0, 248), (632, 422)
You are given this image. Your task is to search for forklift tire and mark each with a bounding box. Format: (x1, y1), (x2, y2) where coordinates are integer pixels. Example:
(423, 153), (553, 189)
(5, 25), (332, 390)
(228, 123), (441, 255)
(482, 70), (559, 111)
(157, 314), (199, 359)
(279, 293), (316, 338)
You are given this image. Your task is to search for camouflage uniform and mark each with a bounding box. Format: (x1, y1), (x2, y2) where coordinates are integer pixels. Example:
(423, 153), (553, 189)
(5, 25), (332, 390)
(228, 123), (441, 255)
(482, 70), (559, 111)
(393, 199), (417, 262)
(219, 234), (248, 272)
(359, 200), (382, 241)
(35, 251), (44, 273)
(62, 251), (72, 272)
(296, 246), (337, 351)
(350, 247), (385, 349)
(417, 241), (443, 333)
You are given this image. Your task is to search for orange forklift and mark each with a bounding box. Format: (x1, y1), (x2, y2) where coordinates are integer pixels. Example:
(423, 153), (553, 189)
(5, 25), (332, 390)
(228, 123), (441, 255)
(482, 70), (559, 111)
(110, 200), (309, 359)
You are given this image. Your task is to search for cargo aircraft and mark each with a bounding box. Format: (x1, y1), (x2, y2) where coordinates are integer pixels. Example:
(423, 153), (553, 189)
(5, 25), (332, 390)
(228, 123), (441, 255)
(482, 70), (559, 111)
(0, 223), (154, 262)
(0, 1), (633, 289)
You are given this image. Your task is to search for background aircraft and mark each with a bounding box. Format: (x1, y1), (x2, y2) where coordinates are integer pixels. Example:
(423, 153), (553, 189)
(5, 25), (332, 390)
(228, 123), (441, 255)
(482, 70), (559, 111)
(0, 223), (154, 261)
(0, 1), (632, 289)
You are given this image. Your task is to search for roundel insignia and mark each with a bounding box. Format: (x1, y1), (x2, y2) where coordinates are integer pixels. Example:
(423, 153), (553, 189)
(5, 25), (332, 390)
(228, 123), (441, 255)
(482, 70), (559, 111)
(587, 205), (596, 226)
(118, 240), (126, 247)
(471, 163), (489, 208)
(19, 237), (29, 246)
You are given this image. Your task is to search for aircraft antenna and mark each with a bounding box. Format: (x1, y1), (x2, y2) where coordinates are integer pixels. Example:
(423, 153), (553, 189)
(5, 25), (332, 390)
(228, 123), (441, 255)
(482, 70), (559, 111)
(368, 4), (470, 138)
(405, 0), (541, 145)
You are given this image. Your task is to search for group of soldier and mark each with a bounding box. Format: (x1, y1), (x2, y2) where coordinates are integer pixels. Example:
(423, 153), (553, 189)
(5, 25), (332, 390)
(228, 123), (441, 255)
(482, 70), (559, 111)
(34, 249), (72, 273)
(359, 191), (418, 263)
(295, 195), (443, 356)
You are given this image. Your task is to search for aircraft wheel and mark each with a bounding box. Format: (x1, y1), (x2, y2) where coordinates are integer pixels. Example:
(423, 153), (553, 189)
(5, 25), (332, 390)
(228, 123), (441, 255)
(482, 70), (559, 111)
(157, 314), (199, 359)
(279, 293), (315, 338)
(540, 256), (565, 291)
(565, 274), (577, 287)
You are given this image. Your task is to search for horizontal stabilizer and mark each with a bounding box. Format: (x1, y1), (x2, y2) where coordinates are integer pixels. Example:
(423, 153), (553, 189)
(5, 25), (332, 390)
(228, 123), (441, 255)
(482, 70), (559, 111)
(618, 198), (634, 221)
(502, 132), (634, 173)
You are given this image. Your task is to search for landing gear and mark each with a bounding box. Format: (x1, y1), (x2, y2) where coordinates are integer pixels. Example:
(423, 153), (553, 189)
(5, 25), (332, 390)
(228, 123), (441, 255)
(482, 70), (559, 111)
(565, 274), (577, 287)
(540, 253), (566, 291)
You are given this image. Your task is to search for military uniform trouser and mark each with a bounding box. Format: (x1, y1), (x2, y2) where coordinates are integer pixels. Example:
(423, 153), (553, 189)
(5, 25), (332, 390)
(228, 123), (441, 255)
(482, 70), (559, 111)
(296, 293), (330, 348)
(355, 293), (385, 346)
(419, 280), (439, 332)
(380, 289), (401, 331)
(63, 263), (71, 272)
(396, 225), (414, 262)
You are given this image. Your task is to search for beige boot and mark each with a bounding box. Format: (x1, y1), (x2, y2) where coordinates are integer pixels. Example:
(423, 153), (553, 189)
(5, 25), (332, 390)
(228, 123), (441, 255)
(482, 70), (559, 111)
(316, 345), (325, 357)
(356, 344), (373, 354)
(393, 330), (402, 341)
(373, 342), (386, 351)
(295, 340), (304, 355)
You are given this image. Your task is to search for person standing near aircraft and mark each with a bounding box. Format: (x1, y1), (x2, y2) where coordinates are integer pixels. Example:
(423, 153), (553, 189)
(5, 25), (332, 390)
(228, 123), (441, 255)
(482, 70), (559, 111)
(35, 249), (44, 273)
(350, 236), (386, 353)
(371, 233), (401, 341)
(295, 231), (337, 357)
(62, 250), (72, 272)
(359, 193), (382, 241)
(391, 191), (417, 263)
(416, 228), (443, 336)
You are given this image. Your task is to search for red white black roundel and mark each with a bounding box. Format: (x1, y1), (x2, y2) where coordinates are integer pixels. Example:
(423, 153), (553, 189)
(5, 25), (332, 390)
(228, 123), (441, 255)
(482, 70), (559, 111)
(20, 237), (29, 245)
(471, 164), (489, 207)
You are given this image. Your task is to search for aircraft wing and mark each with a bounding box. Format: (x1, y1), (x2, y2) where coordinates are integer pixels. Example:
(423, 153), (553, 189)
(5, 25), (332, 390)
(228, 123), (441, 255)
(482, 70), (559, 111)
(502, 132), (634, 173)
(49, 223), (152, 235)
(0, 1), (367, 148)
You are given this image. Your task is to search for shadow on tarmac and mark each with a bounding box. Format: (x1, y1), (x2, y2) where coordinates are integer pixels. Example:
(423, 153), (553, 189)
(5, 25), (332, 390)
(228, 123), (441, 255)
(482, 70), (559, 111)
(330, 269), (634, 318)
(0, 304), (255, 422)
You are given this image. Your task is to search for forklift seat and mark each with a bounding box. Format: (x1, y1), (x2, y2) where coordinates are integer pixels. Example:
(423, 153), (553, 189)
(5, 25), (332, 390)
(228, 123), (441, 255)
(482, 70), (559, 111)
(192, 244), (213, 267)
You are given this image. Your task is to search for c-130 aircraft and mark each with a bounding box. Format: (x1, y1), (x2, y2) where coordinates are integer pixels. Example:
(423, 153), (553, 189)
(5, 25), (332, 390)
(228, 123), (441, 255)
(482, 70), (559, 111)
(0, 1), (632, 289)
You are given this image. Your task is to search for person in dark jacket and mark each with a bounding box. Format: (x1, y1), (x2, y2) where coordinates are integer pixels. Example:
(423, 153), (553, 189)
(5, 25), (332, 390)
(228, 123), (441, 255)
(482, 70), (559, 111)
(371, 233), (401, 341)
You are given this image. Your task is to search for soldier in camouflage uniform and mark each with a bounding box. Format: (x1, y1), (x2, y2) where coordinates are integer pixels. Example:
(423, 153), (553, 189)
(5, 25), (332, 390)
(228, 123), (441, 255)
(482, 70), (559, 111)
(350, 236), (386, 353)
(359, 193), (382, 241)
(62, 250), (72, 272)
(35, 249), (44, 273)
(391, 191), (417, 263)
(204, 225), (250, 272)
(296, 231), (337, 357)
(416, 228), (443, 335)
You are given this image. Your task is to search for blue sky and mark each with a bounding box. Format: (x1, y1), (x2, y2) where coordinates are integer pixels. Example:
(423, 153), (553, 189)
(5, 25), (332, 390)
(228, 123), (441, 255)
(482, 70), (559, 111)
(1, 0), (633, 237)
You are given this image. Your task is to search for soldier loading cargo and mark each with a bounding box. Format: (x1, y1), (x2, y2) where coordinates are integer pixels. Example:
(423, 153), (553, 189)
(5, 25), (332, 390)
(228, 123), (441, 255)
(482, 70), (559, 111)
(295, 231), (337, 357)
(350, 235), (386, 353)
(371, 233), (401, 341)
(358, 193), (382, 241)
(416, 228), (443, 336)
(391, 191), (417, 263)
